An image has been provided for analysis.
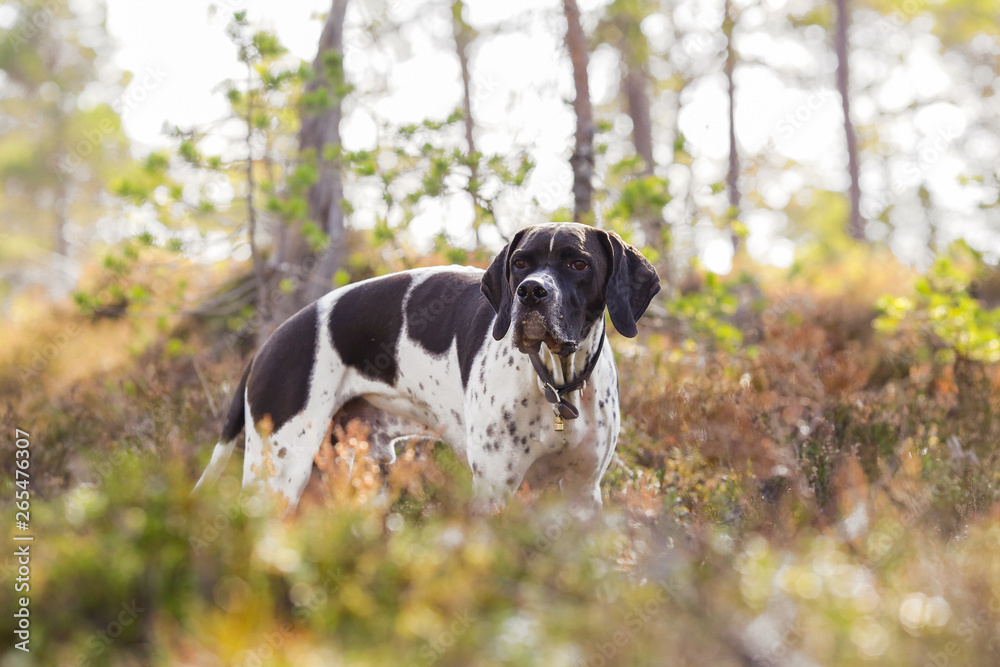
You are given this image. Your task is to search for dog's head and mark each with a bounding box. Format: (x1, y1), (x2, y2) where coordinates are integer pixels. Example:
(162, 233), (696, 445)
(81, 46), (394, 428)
(481, 223), (661, 354)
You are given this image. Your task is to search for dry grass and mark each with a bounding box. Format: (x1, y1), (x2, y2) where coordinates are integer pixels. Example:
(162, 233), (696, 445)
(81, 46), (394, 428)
(3, 250), (1000, 665)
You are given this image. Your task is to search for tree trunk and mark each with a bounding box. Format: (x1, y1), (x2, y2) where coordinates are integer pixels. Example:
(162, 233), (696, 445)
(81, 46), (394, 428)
(452, 0), (481, 245)
(619, 33), (668, 286)
(269, 0), (350, 333)
(452, 1), (476, 159)
(724, 0), (740, 250)
(245, 62), (268, 317)
(301, 0), (350, 304)
(53, 181), (69, 256)
(53, 115), (69, 257)
(835, 0), (864, 240)
(622, 64), (653, 174)
(562, 0), (594, 223)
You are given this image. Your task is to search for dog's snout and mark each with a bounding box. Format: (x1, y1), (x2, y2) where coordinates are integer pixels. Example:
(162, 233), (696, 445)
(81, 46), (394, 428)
(516, 279), (549, 306)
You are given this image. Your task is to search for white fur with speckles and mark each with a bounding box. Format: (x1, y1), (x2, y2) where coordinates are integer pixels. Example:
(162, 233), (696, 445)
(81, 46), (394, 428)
(198, 265), (620, 518)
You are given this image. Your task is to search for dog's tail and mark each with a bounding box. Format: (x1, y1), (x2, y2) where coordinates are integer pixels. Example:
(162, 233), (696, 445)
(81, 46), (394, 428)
(194, 358), (253, 492)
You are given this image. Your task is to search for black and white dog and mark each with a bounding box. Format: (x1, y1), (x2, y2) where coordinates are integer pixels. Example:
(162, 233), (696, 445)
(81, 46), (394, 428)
(195, 222), (660, 516)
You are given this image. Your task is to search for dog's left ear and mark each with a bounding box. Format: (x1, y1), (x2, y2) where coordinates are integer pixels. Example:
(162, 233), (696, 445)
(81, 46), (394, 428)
(598, 230), (661, 338)
(481, 228), (527, 340)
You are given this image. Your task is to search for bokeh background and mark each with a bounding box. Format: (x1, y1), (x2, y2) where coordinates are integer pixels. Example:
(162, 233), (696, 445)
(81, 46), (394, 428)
(2, 0), (1000, 665)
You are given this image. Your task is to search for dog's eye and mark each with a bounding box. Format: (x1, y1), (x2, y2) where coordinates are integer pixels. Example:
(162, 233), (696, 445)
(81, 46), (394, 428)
(570, 260), (589, 271)
(513, 259), (527, 269)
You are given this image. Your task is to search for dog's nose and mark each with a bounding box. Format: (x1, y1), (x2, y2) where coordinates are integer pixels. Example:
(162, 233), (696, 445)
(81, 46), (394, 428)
(516, 279), (549, 306)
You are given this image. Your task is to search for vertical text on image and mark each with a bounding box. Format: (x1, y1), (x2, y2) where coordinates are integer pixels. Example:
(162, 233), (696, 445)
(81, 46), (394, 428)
(13, 428), (34, 652)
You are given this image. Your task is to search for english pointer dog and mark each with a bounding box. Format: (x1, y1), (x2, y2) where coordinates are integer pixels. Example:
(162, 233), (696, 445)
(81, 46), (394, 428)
(195, 222), (660, 516)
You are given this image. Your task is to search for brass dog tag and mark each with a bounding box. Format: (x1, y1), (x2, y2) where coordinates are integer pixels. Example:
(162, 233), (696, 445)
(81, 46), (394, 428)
(554, 414), (564, 431)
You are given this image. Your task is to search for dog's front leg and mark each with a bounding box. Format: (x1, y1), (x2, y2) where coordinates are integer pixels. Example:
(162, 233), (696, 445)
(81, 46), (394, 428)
(466, 440), (533, 514)
(559, 470), (605, 523)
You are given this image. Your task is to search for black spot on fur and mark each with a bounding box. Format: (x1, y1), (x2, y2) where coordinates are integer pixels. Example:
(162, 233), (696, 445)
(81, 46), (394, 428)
(246, 302), (318, 434)
(520, 398), (528, 407)
(486, 424), (495, 437)
(404, 271), (495, 389)
(277, 448), (287, 459)
(330, 274), (412, 386)
(502, 409), (516, 437)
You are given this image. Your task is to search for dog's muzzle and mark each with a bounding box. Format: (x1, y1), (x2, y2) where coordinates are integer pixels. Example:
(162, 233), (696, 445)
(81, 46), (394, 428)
(513, 277), (576, 355)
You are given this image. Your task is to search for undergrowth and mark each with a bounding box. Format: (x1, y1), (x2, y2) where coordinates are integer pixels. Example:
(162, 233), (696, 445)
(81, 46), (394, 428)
(2, 244), (1000, 666)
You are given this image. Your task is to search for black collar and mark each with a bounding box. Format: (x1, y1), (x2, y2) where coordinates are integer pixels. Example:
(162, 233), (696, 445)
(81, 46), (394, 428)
(526, 327), (606, 422)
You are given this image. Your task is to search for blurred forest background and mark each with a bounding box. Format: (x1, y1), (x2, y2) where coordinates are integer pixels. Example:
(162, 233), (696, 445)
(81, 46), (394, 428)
(2, 0), (1000, 664)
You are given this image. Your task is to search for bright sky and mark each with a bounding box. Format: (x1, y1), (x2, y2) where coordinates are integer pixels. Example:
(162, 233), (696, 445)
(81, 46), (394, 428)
(97, 0), (995, 273)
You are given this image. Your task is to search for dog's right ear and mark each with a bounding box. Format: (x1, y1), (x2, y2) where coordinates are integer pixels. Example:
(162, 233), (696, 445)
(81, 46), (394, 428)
(481, 228), (527, 340)
(599, 230), (661, 338)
